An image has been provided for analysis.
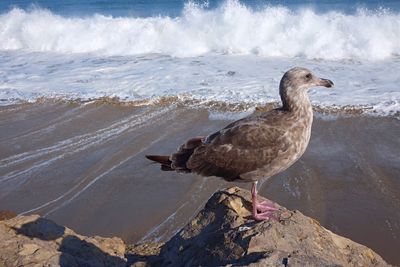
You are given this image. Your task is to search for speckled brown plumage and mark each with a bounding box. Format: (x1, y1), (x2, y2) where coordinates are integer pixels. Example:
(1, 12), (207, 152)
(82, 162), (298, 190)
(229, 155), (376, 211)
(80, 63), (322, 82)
(146, 67), (334, 221)
(146, 67), (333, 183)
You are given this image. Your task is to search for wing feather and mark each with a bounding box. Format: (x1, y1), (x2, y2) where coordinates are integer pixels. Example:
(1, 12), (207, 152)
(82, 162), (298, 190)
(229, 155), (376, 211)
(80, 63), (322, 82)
(187, 110), (292, 179)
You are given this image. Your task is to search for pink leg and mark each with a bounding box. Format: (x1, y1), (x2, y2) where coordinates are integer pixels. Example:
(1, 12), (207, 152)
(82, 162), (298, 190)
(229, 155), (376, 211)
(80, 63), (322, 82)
(251, 181), (278, 221)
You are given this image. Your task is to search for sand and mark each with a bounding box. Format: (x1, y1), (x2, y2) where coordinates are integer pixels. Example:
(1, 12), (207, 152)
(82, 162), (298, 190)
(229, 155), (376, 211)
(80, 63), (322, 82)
(0, 101), (399, 265)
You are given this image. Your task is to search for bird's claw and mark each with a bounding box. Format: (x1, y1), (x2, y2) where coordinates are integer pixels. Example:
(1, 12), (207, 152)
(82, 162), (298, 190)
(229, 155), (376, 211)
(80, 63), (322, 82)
(253, 201), (278, 221)
(251, 181), (278, 221)
(256, 200), (278, 212)
(253, 210), (276, 221)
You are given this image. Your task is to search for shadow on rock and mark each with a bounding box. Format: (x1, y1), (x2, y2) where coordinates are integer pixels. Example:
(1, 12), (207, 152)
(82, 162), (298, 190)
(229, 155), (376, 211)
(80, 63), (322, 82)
(154, 190), (268, 266)
(125, 250), (160, 266)
(14, 217), (65, 241)
(14, 218), (126, 267)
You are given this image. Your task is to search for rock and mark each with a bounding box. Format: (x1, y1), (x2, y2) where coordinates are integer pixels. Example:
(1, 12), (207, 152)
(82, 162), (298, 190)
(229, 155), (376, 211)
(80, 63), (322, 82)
(130, 187), (391, 267)
(0, 187), (391, 267)
(0, 214), (126, 267)
(126, 243), (163, 267)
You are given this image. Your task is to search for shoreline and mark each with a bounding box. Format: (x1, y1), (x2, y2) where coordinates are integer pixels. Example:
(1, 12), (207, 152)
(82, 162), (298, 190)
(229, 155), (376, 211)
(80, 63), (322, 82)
(0, 101), (399, 265)
(1, 96), (398, 119)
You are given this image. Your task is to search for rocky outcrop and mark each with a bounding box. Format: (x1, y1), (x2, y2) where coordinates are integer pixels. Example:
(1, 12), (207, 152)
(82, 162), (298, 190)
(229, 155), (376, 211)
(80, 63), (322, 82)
(0, 214), (126, 267)
(0, 187), (391, 267)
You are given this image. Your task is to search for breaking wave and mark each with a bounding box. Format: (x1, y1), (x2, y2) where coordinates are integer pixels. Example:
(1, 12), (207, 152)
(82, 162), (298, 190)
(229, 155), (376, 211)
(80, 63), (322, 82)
(1, 0), (399, 60)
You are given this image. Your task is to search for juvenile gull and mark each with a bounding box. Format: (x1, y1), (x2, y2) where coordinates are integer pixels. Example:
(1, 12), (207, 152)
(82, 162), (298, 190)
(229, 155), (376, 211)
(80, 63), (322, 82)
(146, 67), (334, 220)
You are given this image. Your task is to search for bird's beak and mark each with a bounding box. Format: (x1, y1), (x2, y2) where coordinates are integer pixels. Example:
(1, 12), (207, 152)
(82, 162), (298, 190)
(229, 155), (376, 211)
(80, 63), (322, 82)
(316, 78), (334, 88)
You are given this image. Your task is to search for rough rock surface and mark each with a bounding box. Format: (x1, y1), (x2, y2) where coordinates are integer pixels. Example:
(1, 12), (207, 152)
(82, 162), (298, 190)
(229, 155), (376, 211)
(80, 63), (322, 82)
(0, 187), (391, 267)
(128, 187), (391, 267)
(0, 214), (126, 267)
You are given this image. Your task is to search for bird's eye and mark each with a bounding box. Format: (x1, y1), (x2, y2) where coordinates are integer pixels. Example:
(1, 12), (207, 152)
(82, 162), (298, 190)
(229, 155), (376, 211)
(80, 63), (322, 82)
(305, 73), (312, 80)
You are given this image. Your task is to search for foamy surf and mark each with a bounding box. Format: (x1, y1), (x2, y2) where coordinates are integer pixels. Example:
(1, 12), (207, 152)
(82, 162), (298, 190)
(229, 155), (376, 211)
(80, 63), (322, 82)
(1, 51), (399, 118)
(0, 0), (399, 117)
(1, 1), (399, 59)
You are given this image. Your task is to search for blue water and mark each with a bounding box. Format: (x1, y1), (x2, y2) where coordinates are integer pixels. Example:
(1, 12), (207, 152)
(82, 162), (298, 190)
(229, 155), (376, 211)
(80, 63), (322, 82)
(1, 0), (399, 17)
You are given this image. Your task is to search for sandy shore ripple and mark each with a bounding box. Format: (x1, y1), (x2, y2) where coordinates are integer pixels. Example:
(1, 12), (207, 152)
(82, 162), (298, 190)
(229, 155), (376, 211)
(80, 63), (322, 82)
(0, 102), (399, 265)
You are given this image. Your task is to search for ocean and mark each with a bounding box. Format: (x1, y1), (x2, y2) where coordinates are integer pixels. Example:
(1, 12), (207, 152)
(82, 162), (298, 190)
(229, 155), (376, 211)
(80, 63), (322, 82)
(0, 0), (399, 117)
(1, 1), (400, 265)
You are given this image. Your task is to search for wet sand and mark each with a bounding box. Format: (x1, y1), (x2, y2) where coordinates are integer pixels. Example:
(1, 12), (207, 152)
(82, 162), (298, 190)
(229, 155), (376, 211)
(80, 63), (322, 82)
(0, 102), (399, 265)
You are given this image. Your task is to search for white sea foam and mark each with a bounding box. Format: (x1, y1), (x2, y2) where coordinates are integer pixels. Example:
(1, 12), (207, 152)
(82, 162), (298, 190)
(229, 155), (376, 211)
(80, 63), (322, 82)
(1, 50), (399, 117)
(0, 1), (399, 117)
(0, 1), (399, 59)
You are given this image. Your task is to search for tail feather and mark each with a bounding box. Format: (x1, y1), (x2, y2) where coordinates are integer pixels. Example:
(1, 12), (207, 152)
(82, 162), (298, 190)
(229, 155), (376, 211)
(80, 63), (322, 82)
(145, 155), (171, 165)
(171, 137), (203, 172)
(146, 136), (204, 173)
(145, 155), (173, 171)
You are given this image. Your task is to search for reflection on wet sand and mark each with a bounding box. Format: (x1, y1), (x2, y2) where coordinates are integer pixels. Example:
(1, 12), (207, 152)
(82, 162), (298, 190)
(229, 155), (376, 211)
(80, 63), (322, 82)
(0, 102), (399, 265)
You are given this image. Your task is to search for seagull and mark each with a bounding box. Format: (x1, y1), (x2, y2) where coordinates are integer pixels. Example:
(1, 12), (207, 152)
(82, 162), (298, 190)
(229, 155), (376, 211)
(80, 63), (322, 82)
(146, 67), (333, 221)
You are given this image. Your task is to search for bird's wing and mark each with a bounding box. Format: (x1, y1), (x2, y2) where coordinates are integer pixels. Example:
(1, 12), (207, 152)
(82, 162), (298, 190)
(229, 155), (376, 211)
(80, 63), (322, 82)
(186, 111), (291, 179)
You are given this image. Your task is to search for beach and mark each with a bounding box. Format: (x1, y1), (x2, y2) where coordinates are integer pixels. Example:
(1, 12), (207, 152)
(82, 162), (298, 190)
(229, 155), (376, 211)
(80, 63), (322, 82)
(1, 101), (399, 264)
(1, 0), (400, 265)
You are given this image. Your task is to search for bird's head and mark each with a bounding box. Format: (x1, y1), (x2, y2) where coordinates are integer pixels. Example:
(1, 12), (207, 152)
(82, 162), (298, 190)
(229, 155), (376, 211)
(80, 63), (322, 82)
(280, 67), (334, 92)
(279, 67), (334, 111)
